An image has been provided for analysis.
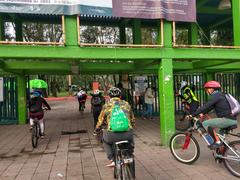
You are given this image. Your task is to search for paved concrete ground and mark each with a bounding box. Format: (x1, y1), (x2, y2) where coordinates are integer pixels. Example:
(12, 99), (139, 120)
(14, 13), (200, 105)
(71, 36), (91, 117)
(0, 98), (239, 180)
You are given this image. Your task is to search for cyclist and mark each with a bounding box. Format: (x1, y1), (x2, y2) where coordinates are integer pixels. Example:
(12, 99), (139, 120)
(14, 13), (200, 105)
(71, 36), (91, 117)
(189, 80), (237, 149)
(77, 89), (87, 112)
(29, 90), (51, 138)
(91, 89), (105, 128)
(178, 80), (199, 114)
(94, 87), (135, 167)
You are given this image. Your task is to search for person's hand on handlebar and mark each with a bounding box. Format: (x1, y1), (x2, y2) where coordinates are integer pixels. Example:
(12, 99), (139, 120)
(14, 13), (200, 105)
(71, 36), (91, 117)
(93, 128), (101, 135)
(185, 115), (192, 120)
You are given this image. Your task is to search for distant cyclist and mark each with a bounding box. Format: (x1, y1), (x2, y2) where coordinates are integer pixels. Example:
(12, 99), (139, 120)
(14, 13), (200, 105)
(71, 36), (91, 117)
(77, 89), (87, 112)
(29, 90), (51, 138)
(177, 80), (199, 114)
(91, 89), (105, 128)
(94, 87), (135, 167)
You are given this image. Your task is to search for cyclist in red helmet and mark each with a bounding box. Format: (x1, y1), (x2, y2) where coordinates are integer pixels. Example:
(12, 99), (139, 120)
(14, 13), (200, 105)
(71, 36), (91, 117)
(190, 80), (237, 149)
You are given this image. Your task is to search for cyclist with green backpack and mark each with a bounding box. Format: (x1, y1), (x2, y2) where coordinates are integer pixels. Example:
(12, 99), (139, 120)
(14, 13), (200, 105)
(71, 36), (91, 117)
(94, 87), (135, 167)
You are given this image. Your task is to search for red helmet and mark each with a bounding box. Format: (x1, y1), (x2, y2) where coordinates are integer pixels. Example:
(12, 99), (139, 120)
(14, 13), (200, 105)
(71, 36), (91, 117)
(204, 81), (221, 88)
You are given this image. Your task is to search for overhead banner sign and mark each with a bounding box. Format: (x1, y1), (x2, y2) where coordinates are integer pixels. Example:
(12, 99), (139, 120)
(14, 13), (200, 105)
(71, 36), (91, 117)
(112, 0), (196, 22)
(0, 0), (113, 15)
(0, 77), (3, 102)
(0, 0), (76, 15)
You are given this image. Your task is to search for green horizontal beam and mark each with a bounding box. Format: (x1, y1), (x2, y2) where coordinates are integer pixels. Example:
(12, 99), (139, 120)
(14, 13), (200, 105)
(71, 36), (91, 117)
(171, 48), (240, 60)
(4, 61), (71, 71)
(0, 60), (195, 76)
(1, 46), (240, 62)
(193, 60), (231, 69)
(206, 62), (240, 69)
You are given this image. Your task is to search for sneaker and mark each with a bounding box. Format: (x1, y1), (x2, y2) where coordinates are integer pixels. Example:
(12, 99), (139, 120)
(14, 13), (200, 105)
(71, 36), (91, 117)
(209, 142), (222, 150)
(106, 160), (115, 167)
(29, 126), (33, 132)
(40, 135), (45, 139)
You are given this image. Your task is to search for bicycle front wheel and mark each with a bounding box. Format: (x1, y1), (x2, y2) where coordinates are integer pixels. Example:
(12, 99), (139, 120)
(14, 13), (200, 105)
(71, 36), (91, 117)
(32, 124), (39, 148)
(223, 140), (240, 178)
(170, 132), (200, 164)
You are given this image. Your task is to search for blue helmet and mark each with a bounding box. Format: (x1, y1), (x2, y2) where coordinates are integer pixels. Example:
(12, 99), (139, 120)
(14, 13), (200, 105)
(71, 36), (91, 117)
(32, 91), (41, 97)
(32, 89), (42, 97)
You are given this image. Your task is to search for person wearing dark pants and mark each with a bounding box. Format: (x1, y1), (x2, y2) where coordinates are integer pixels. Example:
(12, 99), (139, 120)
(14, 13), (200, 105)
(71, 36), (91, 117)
(91, 89), (105, 128)
(94, 87), (135, 167)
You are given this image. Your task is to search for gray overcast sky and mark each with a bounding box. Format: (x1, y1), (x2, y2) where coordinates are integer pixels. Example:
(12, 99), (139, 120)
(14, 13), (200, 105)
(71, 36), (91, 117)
(80, 0), (112, 7)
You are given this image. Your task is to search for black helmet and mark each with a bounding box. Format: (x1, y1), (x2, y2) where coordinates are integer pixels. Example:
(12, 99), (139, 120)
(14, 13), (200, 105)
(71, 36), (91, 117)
(108, 87), (121, 97)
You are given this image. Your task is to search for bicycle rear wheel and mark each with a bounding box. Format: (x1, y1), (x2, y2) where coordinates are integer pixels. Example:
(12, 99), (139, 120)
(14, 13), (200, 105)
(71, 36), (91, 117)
(122, 164), (135, 180)
(32, 124), (39, 148)
(114, 162), (122, 180)
(223, 140), (240, 177)
(175, 110), (191, 131)
(170, 132), (200, 164)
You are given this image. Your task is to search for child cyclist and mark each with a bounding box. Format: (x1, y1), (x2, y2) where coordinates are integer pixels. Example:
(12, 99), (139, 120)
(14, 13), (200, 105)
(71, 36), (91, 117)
(29, 90), (51, 138)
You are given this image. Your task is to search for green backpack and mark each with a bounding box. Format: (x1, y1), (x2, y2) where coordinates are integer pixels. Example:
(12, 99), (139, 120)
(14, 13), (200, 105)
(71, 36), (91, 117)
(110, 104), (130, 132)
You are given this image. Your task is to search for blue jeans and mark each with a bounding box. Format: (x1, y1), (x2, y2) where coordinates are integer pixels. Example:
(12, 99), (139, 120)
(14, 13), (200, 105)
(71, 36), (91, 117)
(202, 118), (237, 130)
(144, 103), (153, 118)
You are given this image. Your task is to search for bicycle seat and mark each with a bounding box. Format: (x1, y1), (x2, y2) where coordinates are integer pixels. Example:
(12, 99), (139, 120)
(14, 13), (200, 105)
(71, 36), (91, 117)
(115, 140), (129, 145)
(221, 124), (237, 134)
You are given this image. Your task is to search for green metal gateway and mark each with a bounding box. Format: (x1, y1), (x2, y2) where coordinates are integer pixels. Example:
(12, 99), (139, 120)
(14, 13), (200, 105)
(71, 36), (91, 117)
(0, 0), (239, 145)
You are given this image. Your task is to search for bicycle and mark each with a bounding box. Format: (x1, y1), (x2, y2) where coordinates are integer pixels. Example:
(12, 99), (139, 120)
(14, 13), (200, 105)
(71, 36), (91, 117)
(170, 116), (240, 177)
(113, 140), (135, 180)
(31, 107), (48, 148)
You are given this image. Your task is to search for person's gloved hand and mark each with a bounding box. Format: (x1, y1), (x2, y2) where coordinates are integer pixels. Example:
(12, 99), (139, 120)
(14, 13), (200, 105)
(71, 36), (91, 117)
(185, 115), (192, 121)
(93, 128), (101, 135)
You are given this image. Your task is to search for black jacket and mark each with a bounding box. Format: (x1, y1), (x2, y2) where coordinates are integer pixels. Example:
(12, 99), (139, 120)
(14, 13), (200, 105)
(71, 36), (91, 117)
(192, 91), (236, 120)
(29, 97), (51, 113)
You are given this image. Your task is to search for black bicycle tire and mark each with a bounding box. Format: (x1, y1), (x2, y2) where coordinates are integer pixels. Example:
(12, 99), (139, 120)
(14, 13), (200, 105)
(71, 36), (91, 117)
(170, 132), (200, 164)
(124, 163), (135, 180)
(175, 110), (191, 131)
(129, 158), (135, 179)
(223, 140), (240, 178)
(32, 124), (38, 148)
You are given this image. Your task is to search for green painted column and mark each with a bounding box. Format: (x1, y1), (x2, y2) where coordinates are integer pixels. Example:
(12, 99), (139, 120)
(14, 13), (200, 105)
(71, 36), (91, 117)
(188, 23), (198, 45)
(0, 16), (4, 41)
(15, 19), (23, 41)
(119, 21), (126, 44)
(132, 19), (141, 44)
(163, 20), (172, 47)
(17, 74), (27, 124)
(232, 0), (240, 46)
(158, 58), (175, 145)
(64, 15), (78, 46)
